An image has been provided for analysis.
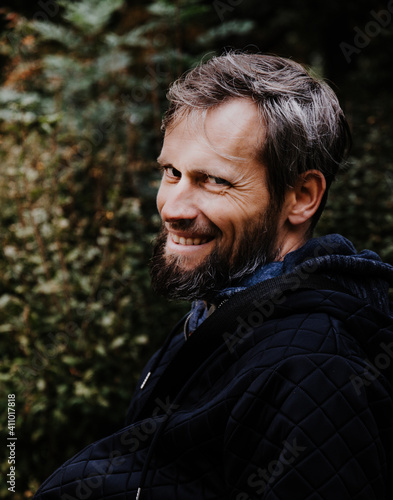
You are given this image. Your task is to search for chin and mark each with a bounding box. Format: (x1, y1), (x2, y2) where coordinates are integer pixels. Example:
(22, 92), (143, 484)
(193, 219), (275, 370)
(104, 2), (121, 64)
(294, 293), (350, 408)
(164, 239), (216, 267)
(164, 250), (206, 271)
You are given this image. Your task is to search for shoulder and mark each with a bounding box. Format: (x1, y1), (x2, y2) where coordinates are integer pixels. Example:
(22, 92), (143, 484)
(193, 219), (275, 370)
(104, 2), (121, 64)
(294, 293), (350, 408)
(221, 286), (393, 404)
(223, 288), (363, 362)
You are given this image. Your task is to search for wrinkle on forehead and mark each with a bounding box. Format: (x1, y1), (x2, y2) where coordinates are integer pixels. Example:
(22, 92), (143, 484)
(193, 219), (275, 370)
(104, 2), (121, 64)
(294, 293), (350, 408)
(165, 99), (266, 164)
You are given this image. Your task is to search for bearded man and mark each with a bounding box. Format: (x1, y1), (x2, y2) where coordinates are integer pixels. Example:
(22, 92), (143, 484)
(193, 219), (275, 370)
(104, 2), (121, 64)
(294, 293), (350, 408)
(35, 53), (393, 500)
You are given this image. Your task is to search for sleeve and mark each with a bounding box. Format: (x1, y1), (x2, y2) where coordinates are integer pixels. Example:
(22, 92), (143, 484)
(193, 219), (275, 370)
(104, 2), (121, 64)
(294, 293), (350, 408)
(223, 353), (393, 500)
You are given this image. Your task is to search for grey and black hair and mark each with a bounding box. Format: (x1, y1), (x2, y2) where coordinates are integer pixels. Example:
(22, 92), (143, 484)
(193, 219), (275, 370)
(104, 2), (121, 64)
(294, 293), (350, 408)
(162, 52), (351, 232)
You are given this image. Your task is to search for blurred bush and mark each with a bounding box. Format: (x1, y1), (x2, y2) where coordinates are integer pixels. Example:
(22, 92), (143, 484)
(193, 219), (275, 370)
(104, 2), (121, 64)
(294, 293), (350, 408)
(0, 0), (256, 496)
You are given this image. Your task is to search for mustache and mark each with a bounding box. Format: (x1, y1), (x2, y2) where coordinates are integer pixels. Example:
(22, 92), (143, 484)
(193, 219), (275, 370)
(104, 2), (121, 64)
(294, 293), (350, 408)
(164, 220), (220, 238)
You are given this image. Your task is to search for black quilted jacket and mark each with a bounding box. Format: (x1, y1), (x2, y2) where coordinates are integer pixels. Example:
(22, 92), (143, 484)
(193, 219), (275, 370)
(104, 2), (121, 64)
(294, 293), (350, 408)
(35, 239), (393, 500)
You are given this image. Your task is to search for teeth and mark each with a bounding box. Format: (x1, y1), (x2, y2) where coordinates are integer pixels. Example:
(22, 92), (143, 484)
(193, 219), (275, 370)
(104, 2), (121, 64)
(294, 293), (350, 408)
(172, 234), (208, 246)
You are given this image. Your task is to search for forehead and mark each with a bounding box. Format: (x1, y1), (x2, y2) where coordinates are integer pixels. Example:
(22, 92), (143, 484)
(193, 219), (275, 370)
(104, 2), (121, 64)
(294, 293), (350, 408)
(160, 99), (264, 164)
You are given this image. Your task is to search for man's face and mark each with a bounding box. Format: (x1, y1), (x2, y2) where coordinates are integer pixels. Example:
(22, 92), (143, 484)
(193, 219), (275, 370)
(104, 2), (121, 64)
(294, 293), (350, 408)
(151, 99), (288, 301)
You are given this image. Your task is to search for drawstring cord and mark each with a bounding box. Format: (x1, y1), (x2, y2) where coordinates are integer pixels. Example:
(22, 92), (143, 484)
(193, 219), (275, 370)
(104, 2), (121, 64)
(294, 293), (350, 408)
(138, 312), (190, 393)
(134, 329), (231, 500)
(132, 312), (190, 499)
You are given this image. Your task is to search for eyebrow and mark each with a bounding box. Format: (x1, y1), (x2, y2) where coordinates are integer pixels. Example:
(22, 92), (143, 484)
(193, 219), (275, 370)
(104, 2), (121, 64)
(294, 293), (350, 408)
(156, 155), (236, 172)
(157, 157), (185, 173)
(156, 156), (166, 165)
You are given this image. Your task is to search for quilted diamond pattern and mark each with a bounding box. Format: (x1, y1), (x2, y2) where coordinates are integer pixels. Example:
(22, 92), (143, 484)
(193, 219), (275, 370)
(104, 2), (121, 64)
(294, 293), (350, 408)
(34, 289), (393, 500)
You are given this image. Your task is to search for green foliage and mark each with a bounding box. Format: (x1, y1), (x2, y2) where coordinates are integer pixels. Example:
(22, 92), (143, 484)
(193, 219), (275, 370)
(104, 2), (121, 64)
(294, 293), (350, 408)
(0, 0), (392, 498)
(0, 2), (181, 497)
(0, 0), (256, 496)
(317, 52), (393, 261)
(58, 0), (125, 35)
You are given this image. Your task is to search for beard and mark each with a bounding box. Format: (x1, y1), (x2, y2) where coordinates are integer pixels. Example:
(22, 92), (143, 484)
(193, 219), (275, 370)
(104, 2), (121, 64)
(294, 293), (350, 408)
(149, 206), (281, 302)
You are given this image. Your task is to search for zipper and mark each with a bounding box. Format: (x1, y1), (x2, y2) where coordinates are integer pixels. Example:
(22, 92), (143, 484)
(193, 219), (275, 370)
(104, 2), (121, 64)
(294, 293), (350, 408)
(217, 298), (228, 309)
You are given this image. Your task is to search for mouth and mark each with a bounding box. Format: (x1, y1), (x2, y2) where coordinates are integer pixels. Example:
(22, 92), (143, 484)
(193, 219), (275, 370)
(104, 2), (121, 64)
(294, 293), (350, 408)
(171, 233), (212, 246)
(164, 230), (216, 265)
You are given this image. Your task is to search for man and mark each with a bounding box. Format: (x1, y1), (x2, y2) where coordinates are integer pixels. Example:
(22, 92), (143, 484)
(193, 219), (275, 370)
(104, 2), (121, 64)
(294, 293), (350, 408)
(35, 53), (393, 499)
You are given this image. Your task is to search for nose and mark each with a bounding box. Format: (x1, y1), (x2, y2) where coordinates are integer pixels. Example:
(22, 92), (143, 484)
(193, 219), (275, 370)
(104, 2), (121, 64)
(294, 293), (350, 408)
(157, 179), (200, 223)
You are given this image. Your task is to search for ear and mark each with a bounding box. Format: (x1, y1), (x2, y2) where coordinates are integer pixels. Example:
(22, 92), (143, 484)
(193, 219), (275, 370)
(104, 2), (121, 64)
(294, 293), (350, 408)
(287, 170), (326, 226)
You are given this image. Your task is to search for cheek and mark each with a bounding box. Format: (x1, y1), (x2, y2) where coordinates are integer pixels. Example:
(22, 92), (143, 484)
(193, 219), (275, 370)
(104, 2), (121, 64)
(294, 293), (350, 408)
(156, 185), (165, 215)
(222, 188), (266, 220)
(212, 196), (257, 231)
(210, 212), (239, 242)
(213, 197), (270, 244)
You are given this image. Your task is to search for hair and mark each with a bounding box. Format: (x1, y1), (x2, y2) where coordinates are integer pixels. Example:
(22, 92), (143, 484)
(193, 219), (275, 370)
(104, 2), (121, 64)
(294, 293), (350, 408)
(162, 52), (352, 233)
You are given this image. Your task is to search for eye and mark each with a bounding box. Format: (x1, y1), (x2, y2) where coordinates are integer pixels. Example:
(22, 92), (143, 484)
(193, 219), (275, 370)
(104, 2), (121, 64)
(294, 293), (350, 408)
(162, 166), (181, 179)
(206, 175), (231, 186)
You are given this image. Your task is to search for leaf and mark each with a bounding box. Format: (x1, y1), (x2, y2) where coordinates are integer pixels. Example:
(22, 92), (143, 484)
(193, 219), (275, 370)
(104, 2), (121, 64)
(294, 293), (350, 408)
(197, 19), (255, 45)
(34, 280), (63, 294)
(148, 1), (176, 17)
(95, 51), (132, 75)
(110, 336), (125, 349)
(31, 20), (82, 49)
(0, 324), (14, 333)
(59, 0), (125, 35)
(118, 25), (153, 48)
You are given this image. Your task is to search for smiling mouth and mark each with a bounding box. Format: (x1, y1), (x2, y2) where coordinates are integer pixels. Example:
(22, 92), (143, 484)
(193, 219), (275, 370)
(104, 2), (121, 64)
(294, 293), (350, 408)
(171, 234), (212, 246)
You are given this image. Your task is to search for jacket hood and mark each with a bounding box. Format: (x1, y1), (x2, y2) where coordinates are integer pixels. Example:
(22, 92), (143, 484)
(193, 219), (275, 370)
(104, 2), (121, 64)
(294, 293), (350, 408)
(213, 234), (393, 314)
(286, 234), (393, 316)
(188, 234), (393, 338)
